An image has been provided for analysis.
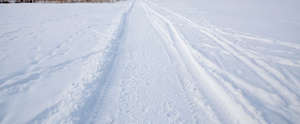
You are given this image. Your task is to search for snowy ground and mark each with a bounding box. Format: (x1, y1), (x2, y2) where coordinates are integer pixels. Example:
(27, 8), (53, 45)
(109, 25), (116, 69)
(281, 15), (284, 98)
(0, 0), (300, 124)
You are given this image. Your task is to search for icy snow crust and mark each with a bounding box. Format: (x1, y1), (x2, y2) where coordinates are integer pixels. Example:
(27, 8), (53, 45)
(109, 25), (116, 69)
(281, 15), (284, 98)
(0, 0), (300, 124)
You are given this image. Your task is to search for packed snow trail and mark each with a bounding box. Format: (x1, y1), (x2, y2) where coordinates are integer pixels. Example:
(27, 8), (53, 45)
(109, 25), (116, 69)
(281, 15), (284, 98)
(89, 0), (300, 123)
(0, 0), (300, 124)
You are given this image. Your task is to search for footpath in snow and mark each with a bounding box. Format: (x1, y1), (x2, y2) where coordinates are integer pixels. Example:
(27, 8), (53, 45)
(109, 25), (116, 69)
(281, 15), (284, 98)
(0, 0), (300, 124)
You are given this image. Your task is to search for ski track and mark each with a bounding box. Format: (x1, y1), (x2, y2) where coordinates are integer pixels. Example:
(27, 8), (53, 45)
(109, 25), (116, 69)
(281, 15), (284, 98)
(144, 1), (300, 123)
(143, 2), (261, 124)
(1, 0), (300, 123)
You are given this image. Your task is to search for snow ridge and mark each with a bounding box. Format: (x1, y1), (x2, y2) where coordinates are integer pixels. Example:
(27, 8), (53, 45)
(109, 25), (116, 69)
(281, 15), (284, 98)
(25, 1), (135, 124)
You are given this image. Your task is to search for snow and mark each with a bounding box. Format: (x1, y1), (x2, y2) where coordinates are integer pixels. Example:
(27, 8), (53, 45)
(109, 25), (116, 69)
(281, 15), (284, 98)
(0, 0), (300, 124)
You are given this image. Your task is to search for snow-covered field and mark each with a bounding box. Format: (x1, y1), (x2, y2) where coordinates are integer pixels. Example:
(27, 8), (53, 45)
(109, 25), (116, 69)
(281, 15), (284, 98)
(0, 0), (300, 123)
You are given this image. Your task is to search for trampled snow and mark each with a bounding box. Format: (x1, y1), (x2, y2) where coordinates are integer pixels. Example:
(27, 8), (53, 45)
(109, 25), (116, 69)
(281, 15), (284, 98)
(0, 0), (300, 124)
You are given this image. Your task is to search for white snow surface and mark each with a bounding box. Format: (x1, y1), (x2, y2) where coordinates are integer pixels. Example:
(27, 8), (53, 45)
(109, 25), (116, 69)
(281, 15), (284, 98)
(0, 0), (300, 124)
